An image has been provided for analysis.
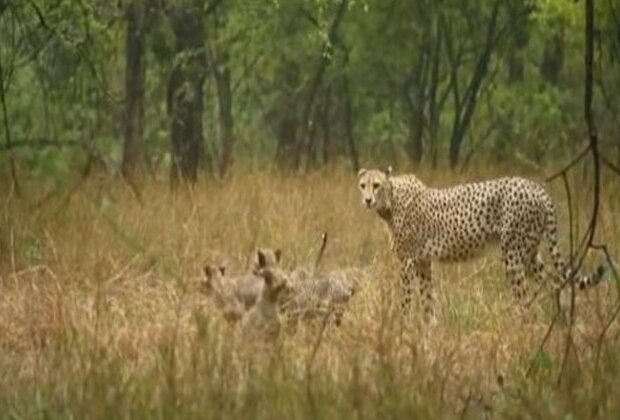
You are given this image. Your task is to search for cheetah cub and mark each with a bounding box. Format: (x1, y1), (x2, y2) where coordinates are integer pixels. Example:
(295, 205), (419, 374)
(284, 233), (368, 326)
(203, 248), (283, 313)
(202, 263), (245, 323)
(201, 264), (226, 296)
(240, 253), (292, 340)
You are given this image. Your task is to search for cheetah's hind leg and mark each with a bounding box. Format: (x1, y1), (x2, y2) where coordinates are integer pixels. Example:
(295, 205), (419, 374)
(501, 247), (530, 316)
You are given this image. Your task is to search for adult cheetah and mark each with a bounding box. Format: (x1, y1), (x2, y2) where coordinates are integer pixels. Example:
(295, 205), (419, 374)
(357, 167), (606, 322)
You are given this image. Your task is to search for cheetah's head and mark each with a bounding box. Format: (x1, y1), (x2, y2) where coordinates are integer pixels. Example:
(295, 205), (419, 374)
(357, 167), (393, 212)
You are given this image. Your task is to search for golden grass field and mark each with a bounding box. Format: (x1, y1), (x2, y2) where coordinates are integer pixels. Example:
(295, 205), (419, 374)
(0, 163), (619, 419)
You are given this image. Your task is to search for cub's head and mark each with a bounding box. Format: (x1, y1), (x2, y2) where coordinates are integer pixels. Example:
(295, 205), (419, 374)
(248, 247), (282, 272)
(201, 263), (226, 295)
(252, 249), (292, 303)
(357, 167), (393, 212)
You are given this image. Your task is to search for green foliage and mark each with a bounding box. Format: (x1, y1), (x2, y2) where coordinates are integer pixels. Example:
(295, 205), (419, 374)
(0, 0), (618, 176)
(531, 350), (553, 373)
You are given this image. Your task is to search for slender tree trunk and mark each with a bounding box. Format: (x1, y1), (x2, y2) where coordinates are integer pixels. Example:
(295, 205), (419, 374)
(506, 0), (529, 83)
(296, 0), (348, 168)
(214, 60), (234, 178)
(208, 5), (235, 178)
(406, 100), (424, 165)
(306, 107), (319, 167)
(427, 22), (442, 168)
(343, 76), (359, 172)
(540, 32), (564, 85)
(507, 51), (524, 83)
(449, 0), (501, 168)
(275, 113), (298, 167)
(322, 85), (331, 165)
(121, 0), (146, 179)
(168, 6), (206, 185)
(428, 54), (441, 169)
(403, 40), (430, 165)
(274, 59), (300, 168)
(0, 60), (20, 195)
(403, 67), (427, 165)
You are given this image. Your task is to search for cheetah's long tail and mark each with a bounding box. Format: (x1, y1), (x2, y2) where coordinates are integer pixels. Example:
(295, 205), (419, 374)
(543, 200), (607, 290)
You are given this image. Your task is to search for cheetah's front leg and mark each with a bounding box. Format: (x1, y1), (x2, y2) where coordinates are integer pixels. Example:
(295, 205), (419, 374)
(400, 258), (435, 324)
(400, 257), (415, 312)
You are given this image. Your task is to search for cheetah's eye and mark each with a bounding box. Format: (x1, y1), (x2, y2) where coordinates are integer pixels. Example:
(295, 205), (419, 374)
(373, 182), (380, 189)
(360, 183), (366, 189)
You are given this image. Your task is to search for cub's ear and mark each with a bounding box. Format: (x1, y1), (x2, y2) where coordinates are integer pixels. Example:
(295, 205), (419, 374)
(384, 166), (393, 177)
(256, 249), (268, 268)
(274, 248), (282, 264)
(357, 168), (367, 179)
(203, 264), (214, 280)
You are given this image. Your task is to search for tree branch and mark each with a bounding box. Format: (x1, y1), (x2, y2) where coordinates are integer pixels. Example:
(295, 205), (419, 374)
(556, 0), (601, 386)
(0, 138), (84, 151)
(298, 0), (348, 168)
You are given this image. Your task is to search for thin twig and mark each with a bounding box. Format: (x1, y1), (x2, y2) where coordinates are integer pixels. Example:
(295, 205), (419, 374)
(556, 0), (601, 386)
(590, 243), (620, 375)
(545, 145), (590, 183)
(601, 154), (620, 177)
(306, 305), (334, 374)
(594, 298), (620, 372)
(530, 0), (606, 387)
(526, 309), (561, 378)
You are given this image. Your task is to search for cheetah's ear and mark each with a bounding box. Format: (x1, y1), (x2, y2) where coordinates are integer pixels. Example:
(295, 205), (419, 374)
(274, 249), (282, 264)
(383, 166), (393, 177)
(357, 168), (367, 179)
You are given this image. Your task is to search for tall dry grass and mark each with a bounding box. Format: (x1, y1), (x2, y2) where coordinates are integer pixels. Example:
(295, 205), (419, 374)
(0, 164), (619, 419)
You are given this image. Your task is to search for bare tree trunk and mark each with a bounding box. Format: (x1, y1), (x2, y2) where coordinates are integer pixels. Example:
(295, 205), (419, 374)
(506, 0), (530, 83)
(167, 6), (206, 186)
(427, 22), (442, 169)
(297, 0), (348, 168)
(448, 0), (502, 168)
(306, 107), (319, 167)
(0, 59), (20, 195)
(405, 96), (425, 165)
(540, 32), (564, 85)
(274, 59), (300, 169)
(406, 44), (430, 165)
(403, 66), (426, 165)
(322, 85), (331, 165)
(275, 112), (298, 168)
(343, 76), (359, 172)
(121, 0), (146, 179)
(207, 5), (236, 178)
(214, 59), (234, 178)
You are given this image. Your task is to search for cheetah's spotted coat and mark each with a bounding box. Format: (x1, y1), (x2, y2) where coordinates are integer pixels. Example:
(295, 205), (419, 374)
(358, 167), (606, 322)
